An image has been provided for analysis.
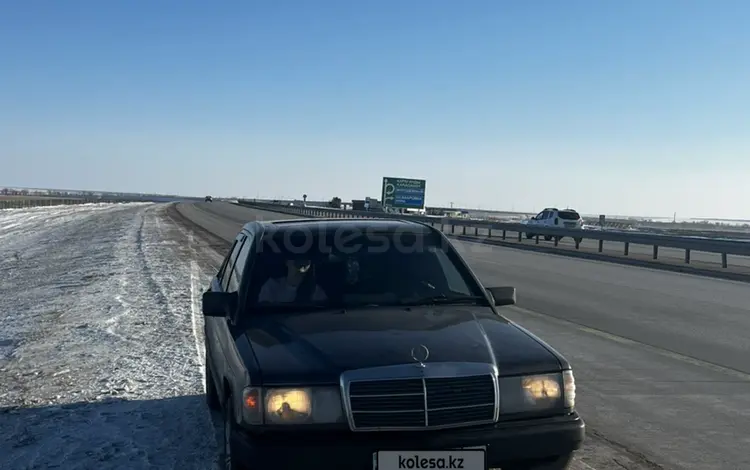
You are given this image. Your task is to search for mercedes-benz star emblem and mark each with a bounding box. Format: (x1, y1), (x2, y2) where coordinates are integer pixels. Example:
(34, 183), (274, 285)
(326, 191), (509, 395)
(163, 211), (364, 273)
(410, 344), (430, 367)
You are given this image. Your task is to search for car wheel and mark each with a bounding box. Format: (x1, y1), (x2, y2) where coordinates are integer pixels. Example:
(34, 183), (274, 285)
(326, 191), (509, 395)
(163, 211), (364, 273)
(205, 359), (221, 411)
(502, 452), (574, 470)
(543, 235), (552, 241)
(525, 232), (534, 239)
(222, 396), (246, 470)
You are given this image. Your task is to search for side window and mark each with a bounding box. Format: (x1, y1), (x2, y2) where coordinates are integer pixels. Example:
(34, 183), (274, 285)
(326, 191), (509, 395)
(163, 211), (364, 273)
(535, 211), (545, 220)
(227, 232), (254, 292)
(217, 240), (238, 283)
(431, 247), (472, 296)
(221, 235), (246, 292)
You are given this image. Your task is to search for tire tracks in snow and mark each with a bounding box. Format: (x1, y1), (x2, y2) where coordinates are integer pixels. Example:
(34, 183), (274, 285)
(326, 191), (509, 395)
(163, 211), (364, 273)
(0, 203), (222, 469)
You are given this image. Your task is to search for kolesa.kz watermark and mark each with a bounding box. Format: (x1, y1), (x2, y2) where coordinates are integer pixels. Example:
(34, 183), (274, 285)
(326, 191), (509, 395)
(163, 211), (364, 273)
(375, 450), (486, 470)
(398, 454), (463, 469)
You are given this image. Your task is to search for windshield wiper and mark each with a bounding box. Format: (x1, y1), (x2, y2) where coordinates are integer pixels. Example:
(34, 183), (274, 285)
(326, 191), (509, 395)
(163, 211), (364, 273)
(398, 295), (486, 306)
(257, 303), (335, 313)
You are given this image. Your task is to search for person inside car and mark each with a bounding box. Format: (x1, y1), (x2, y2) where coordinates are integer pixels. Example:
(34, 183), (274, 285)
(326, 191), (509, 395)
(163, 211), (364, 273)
(257, 257), (327, 303)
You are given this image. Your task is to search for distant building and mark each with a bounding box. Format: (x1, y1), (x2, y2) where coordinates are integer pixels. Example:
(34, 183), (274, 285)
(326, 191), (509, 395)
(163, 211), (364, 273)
(352, 197), (383, 211)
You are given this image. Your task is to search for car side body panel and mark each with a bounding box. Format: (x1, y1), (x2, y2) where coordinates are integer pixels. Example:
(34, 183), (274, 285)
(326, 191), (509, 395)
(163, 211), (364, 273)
(204, 228), (257, 425)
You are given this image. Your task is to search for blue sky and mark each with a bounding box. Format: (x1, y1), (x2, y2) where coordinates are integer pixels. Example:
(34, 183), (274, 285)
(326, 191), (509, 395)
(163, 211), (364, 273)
(1, 0), (748, 218)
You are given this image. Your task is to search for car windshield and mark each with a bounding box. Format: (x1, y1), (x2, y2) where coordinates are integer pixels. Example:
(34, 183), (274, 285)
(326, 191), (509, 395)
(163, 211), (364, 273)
(246, 229), (485, 313)
(558, 210), (580, 220)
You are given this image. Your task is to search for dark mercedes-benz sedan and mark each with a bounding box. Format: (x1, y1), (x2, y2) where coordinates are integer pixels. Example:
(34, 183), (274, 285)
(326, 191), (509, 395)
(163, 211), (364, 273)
(202, 218), (584, 470)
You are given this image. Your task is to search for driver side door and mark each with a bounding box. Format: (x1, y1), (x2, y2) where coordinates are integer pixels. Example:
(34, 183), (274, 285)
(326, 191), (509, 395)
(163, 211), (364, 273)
(205, 233), (247, 399)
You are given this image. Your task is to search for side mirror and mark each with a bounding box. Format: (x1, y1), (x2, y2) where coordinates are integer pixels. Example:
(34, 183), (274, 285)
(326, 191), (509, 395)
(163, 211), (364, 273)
(202, 291), (238, 317)
(486, 286), (516, 307)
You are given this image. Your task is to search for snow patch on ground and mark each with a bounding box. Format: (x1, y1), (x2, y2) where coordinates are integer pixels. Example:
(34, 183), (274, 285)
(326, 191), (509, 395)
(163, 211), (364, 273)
(0, 203), (151, 246)
(0, 203), (222, 469)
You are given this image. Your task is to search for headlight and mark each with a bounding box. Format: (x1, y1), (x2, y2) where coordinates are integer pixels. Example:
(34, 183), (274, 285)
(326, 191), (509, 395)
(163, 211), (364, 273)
(499, 371), (575, 414)
(241, 386), (345, 425)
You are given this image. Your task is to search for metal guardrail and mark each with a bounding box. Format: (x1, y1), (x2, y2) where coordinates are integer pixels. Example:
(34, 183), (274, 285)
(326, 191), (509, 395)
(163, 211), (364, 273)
(236, 200), (750, 269)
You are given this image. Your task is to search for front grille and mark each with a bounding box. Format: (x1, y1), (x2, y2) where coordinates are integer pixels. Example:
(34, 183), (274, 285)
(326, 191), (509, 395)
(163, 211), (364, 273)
(347, 374), (496, 430)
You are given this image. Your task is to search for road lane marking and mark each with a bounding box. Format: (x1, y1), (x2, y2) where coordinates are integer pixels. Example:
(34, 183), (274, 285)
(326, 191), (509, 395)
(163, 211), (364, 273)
(508, 305), (750, 382)
(577, 461), (598, 470)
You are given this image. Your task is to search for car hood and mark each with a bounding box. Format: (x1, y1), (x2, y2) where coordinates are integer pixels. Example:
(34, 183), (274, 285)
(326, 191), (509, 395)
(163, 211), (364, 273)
(242, 306), (562, 385)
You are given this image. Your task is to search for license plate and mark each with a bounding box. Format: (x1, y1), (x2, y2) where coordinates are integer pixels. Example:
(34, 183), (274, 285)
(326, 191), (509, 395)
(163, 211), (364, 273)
(373, 449), (486, 470)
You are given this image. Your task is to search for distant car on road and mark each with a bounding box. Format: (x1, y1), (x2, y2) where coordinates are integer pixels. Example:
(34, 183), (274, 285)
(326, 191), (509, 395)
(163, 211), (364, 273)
(201, 217), (584, 470)
(526, 208), (584, 243)
(205, 195), (213, 202)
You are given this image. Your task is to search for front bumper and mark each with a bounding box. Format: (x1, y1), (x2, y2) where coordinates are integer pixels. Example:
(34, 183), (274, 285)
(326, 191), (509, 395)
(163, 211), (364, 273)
(232, 412), (585, 470)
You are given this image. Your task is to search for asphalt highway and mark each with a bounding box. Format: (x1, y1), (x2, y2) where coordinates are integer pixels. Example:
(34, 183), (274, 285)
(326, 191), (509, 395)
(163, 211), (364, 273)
(177, 202), (750, 470)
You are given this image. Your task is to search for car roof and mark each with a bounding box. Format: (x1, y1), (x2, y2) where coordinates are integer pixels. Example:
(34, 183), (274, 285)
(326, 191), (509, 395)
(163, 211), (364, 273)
(242, 217), (432, 235)
(542, 207), (579, 212)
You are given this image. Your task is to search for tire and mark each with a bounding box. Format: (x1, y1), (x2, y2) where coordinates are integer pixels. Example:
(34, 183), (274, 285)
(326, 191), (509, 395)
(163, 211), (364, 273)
(205, 357), (221, 411)
(544, 235), (552, 241)
(525, 232), (535, 239)
(502, 452), (574, 470)
(221, 396), (246, 470)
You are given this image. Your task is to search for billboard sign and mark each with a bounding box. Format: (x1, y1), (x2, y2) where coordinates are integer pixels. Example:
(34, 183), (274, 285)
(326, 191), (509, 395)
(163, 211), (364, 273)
(381, 177), (426, 210)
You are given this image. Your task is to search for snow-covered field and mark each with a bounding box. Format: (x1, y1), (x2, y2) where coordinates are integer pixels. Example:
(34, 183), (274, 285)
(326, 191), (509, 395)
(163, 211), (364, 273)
(0, 203), (224, 470)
